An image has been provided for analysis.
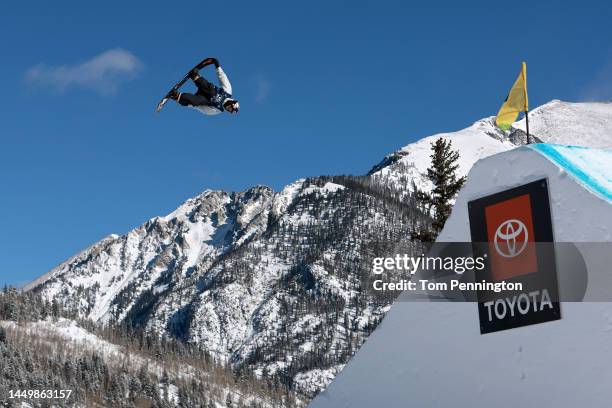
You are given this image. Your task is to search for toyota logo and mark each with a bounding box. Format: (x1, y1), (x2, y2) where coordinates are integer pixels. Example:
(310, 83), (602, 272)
(494, 219), (528, 258)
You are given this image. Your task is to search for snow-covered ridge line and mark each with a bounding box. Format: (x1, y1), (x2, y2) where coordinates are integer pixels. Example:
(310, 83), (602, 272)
(1, 318), (124, 361)
(22, 234), (118, 292)
(369, 100), (612, 196)
(1, 318), (294, 408)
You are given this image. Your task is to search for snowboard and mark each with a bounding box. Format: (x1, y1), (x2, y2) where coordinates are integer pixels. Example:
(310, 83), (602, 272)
(156, 57), (216, 113)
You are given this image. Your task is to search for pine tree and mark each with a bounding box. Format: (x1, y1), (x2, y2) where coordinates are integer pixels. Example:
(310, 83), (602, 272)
(51, 298), (60, 321)
(178, 385), (190, 408)
(412, 138), (466, 243)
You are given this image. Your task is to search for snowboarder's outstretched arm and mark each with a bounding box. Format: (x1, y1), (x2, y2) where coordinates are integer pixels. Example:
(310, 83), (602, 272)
(200, 58), (232, 94)
(216, 66), (232, 95)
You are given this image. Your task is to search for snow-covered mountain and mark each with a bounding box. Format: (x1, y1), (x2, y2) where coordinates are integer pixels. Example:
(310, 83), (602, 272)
(26, 178), (421, 398)
(368, 100), (612, 193)
(368, 117), (516, 193)
(25, 100), (612, 400)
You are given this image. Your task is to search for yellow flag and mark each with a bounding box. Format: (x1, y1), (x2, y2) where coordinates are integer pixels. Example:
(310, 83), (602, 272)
(495, 62), (529, 131)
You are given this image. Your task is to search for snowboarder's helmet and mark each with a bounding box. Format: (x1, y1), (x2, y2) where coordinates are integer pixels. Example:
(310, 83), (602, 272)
(224, 99), (240, 113)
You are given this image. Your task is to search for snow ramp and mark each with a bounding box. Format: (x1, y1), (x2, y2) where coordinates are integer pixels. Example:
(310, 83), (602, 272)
(309, 144), (612, 408)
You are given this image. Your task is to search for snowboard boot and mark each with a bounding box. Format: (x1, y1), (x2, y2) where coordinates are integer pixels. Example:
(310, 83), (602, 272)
(167, 89), (179, 100)
(188, 68), (201, 80)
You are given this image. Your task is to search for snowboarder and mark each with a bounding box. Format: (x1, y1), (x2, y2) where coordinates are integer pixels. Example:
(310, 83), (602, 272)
(165, 58), (240, 115)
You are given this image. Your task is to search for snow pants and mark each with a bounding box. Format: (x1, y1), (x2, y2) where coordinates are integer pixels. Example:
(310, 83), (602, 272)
(178, 77), (216, 107)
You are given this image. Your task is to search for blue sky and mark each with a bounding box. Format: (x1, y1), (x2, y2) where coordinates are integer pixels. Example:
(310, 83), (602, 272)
(1, 1), (611, 286)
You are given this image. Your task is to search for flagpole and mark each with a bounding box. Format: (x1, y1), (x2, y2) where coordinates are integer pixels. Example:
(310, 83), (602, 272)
(523, 61), (530, 145)
(525, 110), (530, 144)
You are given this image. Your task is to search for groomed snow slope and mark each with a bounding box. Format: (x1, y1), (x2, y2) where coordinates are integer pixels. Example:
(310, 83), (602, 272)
(370, 100), (612, 194)
(514, 100), (612, 148)
(309, 144), (612, 408)
(532, 144), (612, 202)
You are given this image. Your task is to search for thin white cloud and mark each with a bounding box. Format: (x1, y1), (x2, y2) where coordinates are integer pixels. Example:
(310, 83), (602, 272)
(255, 77), (271, 103)
(25, 48), (143, 96)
